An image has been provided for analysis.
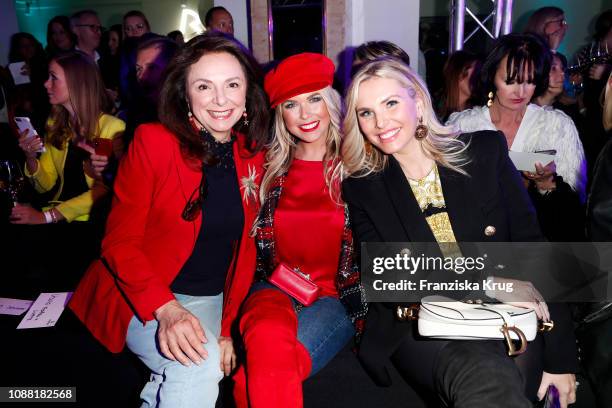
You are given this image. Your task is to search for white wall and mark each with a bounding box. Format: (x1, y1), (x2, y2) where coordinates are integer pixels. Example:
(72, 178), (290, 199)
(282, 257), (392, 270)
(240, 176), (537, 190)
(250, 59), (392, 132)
(346, 0), (420, 69)
(0, 0), (20, 66)
(214, 0), (249, 47)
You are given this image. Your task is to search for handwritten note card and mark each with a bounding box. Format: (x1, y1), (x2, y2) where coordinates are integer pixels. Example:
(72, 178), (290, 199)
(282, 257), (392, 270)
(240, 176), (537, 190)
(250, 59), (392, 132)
(17, 292), (72, 329)
(508, 151), (556, 172)
(0, 297), (33, 316)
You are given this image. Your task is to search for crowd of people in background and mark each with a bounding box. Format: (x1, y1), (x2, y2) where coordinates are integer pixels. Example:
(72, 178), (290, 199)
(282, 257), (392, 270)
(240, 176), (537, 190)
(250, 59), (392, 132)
(1, 5), (612, 408)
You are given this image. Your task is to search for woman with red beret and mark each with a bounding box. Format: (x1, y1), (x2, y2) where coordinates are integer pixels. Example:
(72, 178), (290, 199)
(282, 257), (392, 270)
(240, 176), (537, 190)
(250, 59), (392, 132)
(232, 53), (367, 408)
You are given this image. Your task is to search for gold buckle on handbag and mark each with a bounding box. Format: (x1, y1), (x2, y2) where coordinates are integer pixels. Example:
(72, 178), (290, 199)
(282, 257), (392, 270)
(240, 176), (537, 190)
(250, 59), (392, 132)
(396, 304), (420, 321)
(501, 323), (527, 356)
(538, 320), (554, 332)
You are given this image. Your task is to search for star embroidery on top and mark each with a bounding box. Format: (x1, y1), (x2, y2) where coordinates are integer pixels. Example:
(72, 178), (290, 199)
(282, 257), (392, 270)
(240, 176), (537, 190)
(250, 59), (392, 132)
(241, 164), (259, 206)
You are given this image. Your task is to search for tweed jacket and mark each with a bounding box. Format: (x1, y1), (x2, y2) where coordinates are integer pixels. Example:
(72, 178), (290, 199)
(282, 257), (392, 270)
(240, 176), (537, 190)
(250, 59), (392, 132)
(254, 170), (367, 331)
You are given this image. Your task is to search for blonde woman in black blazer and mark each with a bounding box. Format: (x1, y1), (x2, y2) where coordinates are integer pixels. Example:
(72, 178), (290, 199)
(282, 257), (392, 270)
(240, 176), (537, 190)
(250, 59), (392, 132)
(341, 58), (578, 408)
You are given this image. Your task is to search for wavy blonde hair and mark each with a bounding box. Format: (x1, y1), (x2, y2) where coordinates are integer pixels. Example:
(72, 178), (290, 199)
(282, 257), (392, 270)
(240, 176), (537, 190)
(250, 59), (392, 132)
(259, 86), (344, 204)
(342, 57), (469, 177)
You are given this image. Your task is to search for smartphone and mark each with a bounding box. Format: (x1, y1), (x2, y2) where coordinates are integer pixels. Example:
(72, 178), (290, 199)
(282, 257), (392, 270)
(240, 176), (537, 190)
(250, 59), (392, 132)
(14, 116), (45, 153)
(93, 138), (113, 157)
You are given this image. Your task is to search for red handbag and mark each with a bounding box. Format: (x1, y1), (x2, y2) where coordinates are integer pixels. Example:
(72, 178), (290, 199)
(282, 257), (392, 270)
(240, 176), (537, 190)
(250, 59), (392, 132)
(268, 263), (320, 306)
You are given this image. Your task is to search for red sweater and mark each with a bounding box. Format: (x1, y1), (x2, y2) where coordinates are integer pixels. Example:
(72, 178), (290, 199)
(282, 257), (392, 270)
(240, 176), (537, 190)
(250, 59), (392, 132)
(274, 159), (344, 297)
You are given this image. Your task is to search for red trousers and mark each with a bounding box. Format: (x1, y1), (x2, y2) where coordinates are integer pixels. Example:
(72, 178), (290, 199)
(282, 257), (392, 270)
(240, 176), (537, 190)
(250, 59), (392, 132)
(233, 289), (312, 408)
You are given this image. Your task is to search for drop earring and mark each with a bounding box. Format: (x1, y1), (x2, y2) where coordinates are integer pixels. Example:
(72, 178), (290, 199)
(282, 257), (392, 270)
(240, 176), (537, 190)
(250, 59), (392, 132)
(186, 100), (201, 131)
(414, 117), (428, 140)
(242, 111), (249, 126)
(187, 110), (200, 131)
(487, 91), (495, 107)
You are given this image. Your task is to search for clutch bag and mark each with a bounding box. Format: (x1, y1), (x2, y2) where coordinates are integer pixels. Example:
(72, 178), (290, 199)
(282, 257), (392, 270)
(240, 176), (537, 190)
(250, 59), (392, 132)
(268, 263), (320, 306)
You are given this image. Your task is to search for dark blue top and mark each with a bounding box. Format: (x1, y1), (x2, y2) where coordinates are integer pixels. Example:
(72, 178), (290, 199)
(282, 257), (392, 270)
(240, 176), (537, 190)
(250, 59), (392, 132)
(171, 132), (244, 296)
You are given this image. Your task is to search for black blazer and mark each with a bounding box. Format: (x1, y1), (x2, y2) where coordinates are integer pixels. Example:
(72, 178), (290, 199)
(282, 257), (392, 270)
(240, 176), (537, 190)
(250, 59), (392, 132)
(342, 130), (578, 386)
(588, 138), (612, 241)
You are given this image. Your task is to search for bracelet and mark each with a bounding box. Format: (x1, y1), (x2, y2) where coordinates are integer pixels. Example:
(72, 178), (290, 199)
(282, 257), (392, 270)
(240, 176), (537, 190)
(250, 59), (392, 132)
(43, 211), (53, 224)
(49, 209), (58, 223)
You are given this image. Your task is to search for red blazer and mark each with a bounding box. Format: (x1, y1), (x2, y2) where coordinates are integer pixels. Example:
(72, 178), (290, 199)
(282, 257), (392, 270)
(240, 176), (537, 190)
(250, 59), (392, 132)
(69, 123), (264, 353)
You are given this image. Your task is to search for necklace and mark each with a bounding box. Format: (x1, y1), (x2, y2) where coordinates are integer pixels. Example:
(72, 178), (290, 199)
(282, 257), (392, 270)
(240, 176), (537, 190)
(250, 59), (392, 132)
(398, 158), (436, 182)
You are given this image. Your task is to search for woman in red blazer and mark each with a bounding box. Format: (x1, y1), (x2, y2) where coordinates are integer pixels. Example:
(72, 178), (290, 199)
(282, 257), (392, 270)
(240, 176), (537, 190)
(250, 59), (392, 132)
(69, 33), (270, 408)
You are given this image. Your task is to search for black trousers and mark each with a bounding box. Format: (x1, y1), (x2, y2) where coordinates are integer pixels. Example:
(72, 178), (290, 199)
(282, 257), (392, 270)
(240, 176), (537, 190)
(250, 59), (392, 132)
(3, 221), (100, 297)
(390, 324), (543, 408)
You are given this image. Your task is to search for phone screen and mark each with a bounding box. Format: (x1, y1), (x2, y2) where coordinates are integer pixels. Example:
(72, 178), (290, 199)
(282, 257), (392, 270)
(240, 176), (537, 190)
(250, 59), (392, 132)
(14, 117), (38, 136)
(14, 117), (45, 153)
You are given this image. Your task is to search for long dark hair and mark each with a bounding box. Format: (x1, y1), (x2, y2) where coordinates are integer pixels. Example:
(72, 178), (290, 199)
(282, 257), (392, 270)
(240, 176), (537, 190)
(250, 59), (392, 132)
(595, 10), (612, 41)
(478, 33), (551, 104)
(439, 50), (481, 120)
(158, 32), (270, 165)
(46, 16), (76, 56)
(8, 32), (45, 63)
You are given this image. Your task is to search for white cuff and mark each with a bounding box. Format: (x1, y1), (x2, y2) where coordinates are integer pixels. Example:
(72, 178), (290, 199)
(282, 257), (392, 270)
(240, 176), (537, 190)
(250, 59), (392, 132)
(485, 276), (496, 298)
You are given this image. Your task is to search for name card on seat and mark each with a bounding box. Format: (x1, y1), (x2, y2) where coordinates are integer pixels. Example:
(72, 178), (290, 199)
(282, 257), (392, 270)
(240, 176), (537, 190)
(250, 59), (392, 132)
(0, 298), (33, 316)
(17, 292), (72, 329)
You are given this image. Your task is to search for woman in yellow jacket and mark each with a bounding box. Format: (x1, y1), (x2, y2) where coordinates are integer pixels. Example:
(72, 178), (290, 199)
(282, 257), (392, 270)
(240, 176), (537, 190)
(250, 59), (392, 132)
(10, 50), (124, 288)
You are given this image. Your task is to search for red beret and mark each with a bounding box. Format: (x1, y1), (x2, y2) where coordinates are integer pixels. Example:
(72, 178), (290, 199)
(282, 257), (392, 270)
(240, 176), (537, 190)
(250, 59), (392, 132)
(264, 52), (335, 108)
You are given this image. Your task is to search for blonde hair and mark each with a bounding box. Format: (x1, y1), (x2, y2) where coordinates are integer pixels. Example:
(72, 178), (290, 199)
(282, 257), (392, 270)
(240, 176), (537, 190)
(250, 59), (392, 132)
(259, 86), (344, 204)
(603, 71), (612, 131)
(342, 57), (469, 177)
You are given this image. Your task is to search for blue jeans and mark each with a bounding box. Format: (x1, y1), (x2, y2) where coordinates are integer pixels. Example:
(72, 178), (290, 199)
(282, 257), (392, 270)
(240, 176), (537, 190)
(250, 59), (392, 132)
(126, 293), (224, 408)
(250, 282), (354, 375)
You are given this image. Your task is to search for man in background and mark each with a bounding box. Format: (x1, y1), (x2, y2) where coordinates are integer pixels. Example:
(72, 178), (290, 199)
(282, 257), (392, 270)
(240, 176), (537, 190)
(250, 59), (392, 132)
(71, 10), (102, 63)
(204, 6), (234, 37)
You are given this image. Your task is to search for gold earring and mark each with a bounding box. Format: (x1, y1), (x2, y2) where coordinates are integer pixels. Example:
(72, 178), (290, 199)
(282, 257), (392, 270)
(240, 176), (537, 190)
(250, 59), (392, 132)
(414, 117), (428, 140)
(487, 91), (494, 107)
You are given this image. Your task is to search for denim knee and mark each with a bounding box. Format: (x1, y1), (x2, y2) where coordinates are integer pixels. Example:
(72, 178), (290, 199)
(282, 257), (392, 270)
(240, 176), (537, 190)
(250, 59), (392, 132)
(297, 297), (354, 376)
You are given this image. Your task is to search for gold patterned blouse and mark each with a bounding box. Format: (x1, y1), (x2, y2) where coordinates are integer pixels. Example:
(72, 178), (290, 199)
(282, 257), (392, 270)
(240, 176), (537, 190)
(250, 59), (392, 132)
(407, 165), (457, 244)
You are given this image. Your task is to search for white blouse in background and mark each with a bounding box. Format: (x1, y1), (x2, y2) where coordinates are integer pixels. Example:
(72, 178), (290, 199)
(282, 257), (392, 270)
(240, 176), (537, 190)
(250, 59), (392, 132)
(447, 104), (587, 202)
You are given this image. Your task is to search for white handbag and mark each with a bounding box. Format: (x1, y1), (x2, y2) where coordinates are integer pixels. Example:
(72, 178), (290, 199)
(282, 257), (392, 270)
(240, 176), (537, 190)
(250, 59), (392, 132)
(417, 295), (538, 356)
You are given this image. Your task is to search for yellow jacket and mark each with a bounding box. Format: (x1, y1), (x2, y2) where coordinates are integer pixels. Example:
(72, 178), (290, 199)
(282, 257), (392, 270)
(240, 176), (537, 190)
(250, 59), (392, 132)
(25, 114), (125, 222)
